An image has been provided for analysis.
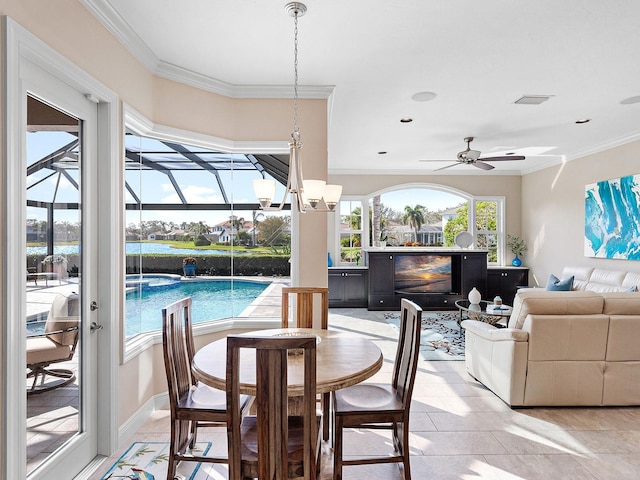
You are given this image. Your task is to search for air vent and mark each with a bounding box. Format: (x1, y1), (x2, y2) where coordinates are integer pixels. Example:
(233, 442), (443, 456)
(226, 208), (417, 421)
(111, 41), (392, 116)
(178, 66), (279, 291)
(514, 95), (553, 105)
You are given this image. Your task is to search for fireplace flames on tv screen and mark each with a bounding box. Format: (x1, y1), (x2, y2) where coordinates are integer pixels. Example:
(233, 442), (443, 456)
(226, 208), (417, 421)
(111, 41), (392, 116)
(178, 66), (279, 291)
(394, 255), (453, 294)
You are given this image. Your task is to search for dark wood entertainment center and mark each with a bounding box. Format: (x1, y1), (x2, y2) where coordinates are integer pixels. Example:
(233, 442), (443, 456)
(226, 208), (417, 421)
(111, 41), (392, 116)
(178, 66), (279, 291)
(328, 249), (529, 310)
(366, 249), (488, 311)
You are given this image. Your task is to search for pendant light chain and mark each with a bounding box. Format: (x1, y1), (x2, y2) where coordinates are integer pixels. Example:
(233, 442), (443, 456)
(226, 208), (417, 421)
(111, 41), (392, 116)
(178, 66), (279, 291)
(292, 8), (300, 142)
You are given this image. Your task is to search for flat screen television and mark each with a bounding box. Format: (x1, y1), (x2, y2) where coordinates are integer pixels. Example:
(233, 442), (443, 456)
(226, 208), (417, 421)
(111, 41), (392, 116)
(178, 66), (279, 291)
(394, 254), (453, 294)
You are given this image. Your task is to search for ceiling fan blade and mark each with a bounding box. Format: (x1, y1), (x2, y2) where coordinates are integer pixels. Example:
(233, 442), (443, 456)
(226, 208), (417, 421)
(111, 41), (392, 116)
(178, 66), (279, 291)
(434, 162), (461, 171)
(473, 160), (494, 171)
(479, 155), (526, 162)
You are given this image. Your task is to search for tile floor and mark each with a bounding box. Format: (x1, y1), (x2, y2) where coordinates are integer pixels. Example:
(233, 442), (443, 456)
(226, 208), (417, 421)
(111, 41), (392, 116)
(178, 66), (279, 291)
(88, 307), (640, 480)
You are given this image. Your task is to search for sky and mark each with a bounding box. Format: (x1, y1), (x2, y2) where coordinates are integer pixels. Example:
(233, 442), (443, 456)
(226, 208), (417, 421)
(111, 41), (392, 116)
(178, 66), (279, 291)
(27, 130), (467, 229)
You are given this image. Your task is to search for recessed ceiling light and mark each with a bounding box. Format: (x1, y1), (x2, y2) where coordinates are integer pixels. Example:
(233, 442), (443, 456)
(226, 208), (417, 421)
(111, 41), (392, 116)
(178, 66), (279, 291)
(411, 91), (437, 102)
(575, 118), (591, 124)
(514, 95), (554, 105)
(505, 152), (515, 155)
(378, 151), (387, 155)
(400, 118), (413, 123)
(620, 95), (640, 105)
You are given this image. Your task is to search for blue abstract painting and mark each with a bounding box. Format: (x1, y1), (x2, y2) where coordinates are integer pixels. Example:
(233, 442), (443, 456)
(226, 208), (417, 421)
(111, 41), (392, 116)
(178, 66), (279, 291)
(585, 174), (640, 259)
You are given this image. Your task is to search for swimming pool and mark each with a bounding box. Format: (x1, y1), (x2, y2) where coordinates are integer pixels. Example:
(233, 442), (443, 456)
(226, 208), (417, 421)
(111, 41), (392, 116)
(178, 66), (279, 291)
(125, 275), (270, 338)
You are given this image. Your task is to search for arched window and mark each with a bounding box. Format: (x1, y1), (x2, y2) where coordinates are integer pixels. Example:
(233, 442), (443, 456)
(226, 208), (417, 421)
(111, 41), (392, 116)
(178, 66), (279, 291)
(334, 184), (505, 265)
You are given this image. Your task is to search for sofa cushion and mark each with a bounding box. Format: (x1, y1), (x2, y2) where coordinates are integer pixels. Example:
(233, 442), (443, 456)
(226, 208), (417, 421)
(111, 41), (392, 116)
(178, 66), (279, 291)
(562, 266), (593, 291)
(584, 268), (629, 292)
(508, 290), (604, 329)
(601, 292), (640, 315)
(605, 316), (640, 361)
(622, 271), (640, 291)
(546, 274), (574, 291)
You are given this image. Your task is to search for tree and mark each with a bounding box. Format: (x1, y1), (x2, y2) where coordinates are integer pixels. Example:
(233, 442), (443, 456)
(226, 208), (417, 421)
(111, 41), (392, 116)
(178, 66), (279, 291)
(257, 216), (290, 246)
(443, 203), (468, 246)
(402, 204), (426, 241)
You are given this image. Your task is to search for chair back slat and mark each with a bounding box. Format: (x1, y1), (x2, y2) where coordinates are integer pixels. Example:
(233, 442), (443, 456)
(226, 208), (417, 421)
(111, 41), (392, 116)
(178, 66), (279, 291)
(162, 298), (194, 416)
(281, 287), (328, 329)
(392, 299), (423, 408)
(226, 334), (317, 480)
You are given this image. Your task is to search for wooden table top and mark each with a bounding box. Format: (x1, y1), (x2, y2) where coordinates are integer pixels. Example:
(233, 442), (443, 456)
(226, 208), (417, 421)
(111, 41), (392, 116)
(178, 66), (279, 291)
(192, 328), (384, 396)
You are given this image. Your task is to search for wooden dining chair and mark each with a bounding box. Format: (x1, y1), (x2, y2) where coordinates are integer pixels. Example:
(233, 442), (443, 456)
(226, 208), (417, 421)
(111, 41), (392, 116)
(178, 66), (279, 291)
(226, 333), (322, 480)
(332, 298), (423, 480)
(281, 286), (331, 441)
(162, 298), (251, 479)
(281, 286), (328, 329)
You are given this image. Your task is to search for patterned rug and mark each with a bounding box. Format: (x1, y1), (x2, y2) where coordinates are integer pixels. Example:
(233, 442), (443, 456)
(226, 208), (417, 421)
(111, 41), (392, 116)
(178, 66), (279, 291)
(101, 442), (213, 480)
(384, 311), (465, 361)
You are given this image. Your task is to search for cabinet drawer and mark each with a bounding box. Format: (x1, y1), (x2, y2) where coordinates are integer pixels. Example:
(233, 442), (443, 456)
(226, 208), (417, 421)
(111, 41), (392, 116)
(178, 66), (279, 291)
(368, 295), (399, 310)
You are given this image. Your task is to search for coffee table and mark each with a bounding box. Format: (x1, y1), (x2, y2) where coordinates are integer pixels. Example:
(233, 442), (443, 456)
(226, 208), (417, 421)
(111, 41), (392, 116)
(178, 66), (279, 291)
(455, 299), (511, 331)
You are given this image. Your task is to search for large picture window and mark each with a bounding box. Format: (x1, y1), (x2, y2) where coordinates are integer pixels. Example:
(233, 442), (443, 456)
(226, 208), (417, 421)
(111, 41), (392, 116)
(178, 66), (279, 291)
(123, 128), (292, 341)
(352, 186), (505, 265)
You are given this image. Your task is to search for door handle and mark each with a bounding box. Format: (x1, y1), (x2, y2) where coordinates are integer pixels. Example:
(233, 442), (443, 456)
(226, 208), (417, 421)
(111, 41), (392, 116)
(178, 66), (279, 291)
(90, 321), (103, 332)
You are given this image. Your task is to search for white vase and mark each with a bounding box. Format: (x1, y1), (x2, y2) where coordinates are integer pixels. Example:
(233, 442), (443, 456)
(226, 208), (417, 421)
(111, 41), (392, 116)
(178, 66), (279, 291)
(468, 287), (481, 304)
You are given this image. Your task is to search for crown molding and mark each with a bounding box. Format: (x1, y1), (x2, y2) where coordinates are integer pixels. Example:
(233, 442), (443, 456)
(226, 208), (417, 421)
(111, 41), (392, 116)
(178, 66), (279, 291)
(80, 0), (159, 72)
(81, 0), (334, 99)
(156, 61), (334, 99)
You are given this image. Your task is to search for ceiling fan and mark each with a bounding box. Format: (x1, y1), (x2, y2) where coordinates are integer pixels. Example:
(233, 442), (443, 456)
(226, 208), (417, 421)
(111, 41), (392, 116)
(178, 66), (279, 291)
(420, 137), (526, 171)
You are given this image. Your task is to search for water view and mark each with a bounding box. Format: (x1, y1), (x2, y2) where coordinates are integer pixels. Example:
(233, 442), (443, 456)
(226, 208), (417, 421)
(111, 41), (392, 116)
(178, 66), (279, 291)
(27, 242), (252, 256)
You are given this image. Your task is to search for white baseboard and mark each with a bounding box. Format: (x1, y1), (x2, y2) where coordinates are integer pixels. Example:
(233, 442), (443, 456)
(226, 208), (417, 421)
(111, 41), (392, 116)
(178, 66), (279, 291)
(117, 391), (169, 447)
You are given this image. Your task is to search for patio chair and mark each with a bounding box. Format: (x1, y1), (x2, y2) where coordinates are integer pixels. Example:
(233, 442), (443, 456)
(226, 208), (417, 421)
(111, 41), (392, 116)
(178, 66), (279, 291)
(226, 333), (322, 479)
(281, 286), (331, 440)
(26, 291), (80, 394)
(332, 298), (422, 480)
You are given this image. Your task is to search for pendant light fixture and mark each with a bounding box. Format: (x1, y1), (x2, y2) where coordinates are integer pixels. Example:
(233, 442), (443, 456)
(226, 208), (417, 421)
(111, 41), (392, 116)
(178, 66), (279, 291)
(253, 2), (342, 212)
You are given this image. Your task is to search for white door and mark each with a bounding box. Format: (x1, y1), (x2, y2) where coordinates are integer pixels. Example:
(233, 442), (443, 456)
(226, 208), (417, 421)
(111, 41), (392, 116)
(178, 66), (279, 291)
(22, 59), (99, 479)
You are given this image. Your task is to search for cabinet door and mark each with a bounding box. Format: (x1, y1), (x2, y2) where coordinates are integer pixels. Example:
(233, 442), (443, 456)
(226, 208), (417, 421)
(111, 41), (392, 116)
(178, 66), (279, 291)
(461, 253), (487, 298)
(328, 272), (346, 303)
(368, 254), (394, 295)
(343, 271), (368, 303)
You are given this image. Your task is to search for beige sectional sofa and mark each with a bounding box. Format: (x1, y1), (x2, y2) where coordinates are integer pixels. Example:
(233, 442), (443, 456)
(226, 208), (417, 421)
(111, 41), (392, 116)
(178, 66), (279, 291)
(462, 288), (640, 407)
(561, 266), (640, 292)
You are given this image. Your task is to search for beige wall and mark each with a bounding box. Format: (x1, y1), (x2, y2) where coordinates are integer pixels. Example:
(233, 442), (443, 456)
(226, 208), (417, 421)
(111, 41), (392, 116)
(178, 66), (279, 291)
(522, 140), (640, 286)
(1, 0), (328, 440)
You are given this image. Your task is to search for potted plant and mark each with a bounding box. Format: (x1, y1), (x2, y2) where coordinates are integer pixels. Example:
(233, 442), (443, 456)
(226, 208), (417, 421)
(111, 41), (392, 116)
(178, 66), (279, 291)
(507, 235), (527, 267)
(182, 257), (197, 277)
(41, 254), (68, 278)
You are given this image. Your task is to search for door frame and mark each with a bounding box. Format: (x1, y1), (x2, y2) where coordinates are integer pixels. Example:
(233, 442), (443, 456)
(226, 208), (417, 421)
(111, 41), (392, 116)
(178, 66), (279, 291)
(2, 17), (120, 479)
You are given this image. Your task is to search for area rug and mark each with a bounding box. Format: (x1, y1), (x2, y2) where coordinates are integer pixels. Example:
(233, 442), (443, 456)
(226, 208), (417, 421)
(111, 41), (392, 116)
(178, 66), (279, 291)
(101, 441), (212, 480)
(384, 311), (465, 361)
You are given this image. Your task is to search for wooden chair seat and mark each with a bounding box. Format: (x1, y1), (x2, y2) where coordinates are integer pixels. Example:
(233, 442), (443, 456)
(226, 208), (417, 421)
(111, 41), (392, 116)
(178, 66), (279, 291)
(333, 298), (423, 480)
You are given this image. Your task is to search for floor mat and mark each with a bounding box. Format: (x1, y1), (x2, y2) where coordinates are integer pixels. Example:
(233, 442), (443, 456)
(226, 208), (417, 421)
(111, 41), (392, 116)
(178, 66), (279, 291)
(385, 311), (465, 361)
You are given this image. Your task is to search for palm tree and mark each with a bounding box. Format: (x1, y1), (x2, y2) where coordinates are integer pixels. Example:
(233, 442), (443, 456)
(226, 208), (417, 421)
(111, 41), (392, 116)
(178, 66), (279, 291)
(402, 204), (426, 242)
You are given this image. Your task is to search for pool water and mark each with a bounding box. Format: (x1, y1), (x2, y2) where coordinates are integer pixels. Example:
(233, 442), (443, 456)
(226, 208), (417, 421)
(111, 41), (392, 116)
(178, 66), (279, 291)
(125, 279), (268, 338)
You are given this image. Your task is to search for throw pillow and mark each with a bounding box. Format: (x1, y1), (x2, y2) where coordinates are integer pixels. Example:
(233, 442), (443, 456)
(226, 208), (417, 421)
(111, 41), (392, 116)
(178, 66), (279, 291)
(627, 285), (638, 292)
(546, 274), (574, 291)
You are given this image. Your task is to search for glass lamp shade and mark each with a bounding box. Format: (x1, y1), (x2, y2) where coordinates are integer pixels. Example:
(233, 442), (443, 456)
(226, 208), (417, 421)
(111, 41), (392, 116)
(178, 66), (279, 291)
(323, 184), (342, 211)
(253, 179), (276, 208)
(303, 179), (326, 208)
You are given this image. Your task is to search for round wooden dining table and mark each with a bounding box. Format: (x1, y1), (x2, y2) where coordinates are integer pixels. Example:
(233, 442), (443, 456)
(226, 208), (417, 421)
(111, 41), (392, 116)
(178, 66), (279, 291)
(192, 328), (383, 397)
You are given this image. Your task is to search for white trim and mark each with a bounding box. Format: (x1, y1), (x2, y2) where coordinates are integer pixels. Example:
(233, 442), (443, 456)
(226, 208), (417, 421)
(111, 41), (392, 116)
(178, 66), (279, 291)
(80, 0), (334, 100)
(117, 392), (169, 448)
(2, 16), (119, 478)
(124, 104), (289, 154)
